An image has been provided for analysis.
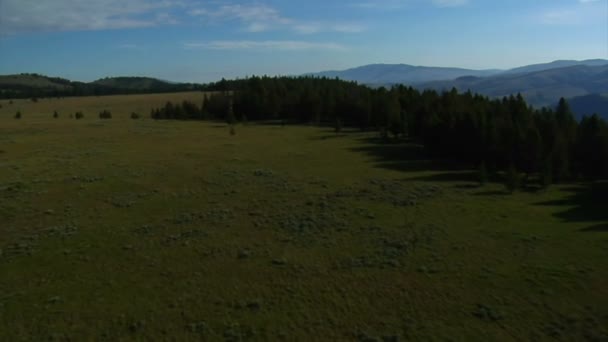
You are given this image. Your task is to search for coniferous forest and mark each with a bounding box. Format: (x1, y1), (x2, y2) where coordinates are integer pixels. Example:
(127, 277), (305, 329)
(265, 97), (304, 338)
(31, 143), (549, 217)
(150, 76), (608, 184)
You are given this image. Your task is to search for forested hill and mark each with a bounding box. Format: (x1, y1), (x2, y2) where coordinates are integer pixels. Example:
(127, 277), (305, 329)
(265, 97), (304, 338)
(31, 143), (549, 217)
(0, 74), (203, 99)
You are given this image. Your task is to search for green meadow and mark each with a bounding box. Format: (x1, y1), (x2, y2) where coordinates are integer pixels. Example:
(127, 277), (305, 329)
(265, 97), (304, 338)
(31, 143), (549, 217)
(0, 93), (606, 341)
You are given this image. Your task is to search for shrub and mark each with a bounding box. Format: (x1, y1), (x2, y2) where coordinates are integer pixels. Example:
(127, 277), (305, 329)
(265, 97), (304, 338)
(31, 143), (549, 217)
(99, 110), (112, 119)
(130, 112), (141, 119)
(230, 125), (236, 136)
(53, 111), (59, 119)
(75, 111), (84, 119)
(14, 111), (22, 119)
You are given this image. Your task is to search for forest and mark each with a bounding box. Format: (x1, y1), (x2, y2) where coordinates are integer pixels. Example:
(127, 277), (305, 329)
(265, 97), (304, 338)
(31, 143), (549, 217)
(150, 76), (608, 185)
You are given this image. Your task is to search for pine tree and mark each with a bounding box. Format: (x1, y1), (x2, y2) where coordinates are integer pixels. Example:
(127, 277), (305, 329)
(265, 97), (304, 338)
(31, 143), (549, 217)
(479, 161), (488, 186)
(505, 164), (521, 194)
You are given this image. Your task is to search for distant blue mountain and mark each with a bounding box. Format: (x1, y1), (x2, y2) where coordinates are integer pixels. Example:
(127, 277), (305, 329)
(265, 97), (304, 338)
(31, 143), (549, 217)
(569, 93), (608, 120)
(416, 64), (608, 108)
(309, 64), (502, 85)
(502, 59), (608, 75)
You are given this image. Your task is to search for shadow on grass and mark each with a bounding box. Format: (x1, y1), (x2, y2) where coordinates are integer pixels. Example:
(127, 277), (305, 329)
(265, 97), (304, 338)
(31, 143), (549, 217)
(536, 182), (608, 232)
(349, 137), (466, 174)
(349, 137), (509, 187)
(580, 224), (608, 232)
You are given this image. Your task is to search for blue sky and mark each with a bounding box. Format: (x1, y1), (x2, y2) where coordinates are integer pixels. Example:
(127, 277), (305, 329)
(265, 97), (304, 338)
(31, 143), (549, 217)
(0, 0), (606, 82)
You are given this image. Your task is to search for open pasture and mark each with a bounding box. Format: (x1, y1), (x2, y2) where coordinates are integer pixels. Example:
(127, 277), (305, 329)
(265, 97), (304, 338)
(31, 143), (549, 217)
(0, 93), (607, 341)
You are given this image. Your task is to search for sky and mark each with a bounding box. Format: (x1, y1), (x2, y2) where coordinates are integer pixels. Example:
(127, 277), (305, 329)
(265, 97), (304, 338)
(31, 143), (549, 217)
(0, 0), (607, 83)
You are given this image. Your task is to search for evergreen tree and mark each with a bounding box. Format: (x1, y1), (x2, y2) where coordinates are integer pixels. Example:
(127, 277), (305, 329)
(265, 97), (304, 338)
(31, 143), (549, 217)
(505, 164), (521, 194)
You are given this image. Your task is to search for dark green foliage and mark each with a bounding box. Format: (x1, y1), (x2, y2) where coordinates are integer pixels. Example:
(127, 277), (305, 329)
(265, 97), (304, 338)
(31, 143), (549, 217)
(99, 109), (112, 119)
(229, 125), (236, 136)
(576, 114), (608, 180)
(130, 112), (141, 119)
(53, 111), (59, 119)
(14, 111), (21, 119)
(75, 111), (84, 119)
(151, 100), (203, 120)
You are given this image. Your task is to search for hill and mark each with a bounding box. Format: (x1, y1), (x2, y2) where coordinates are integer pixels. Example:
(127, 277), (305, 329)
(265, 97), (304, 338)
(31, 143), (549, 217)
(309, 64), (502, 85)
(569, 93), (608, 120)
(0, 74), (202, 99)
(503, 59), (608, 75)
(91, 76), (191, 92)
(417, 64), (608, 108)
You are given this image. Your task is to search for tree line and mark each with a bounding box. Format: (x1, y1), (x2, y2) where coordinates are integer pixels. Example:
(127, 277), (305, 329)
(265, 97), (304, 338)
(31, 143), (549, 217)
(150, 76), (608, 183)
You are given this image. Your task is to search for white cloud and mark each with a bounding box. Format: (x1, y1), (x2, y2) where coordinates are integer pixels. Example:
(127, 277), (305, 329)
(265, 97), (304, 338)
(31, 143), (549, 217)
(352, 0), (468, 10)
(188, 2), (365, 34)
(0, 1), (366, 36)
(183, 40), (346, 51)
(432, 0), (468, 7)
(116, 43), (140, 49)
(540, 0), (607, 25)
(0, 0), (181, 34)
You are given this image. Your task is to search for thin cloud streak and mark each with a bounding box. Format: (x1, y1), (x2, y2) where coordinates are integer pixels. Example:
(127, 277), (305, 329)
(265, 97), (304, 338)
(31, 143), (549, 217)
(188, 2), (365, 34)
(183, 40), (347, 51)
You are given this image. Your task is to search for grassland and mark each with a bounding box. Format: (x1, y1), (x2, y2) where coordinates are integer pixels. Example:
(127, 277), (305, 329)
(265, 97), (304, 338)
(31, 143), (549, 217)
(0, 94), (607, 341)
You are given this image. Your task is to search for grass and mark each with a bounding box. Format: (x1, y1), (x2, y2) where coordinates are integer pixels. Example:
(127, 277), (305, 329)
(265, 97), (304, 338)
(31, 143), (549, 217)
(0, 94), (607, 341)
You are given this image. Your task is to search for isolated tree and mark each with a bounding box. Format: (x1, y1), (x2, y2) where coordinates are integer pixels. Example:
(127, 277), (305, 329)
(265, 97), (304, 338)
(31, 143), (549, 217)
(387, 91), (403, 138)
(226, 98), (236, 125)
(53, 110), (59, 119)
(505, 164), (521, 194)
(334, 117), (342, 133)
(478, 161), (488, 186)
(539, 157), (553, 190)
(14, 111), (21, 119)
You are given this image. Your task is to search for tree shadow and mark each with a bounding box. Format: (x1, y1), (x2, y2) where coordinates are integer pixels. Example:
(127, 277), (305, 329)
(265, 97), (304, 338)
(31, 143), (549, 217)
(535, 182), (608, 232)
(349, 137), (466, 174)
(580, 224), (608, 232)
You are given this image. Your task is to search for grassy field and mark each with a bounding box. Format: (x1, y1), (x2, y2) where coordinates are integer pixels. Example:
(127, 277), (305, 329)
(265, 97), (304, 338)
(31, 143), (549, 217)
(0, 93), (607, 341)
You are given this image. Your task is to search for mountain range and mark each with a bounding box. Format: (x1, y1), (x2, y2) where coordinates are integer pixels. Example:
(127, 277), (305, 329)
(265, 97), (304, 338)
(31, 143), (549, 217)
(311, 59), (608, 118)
